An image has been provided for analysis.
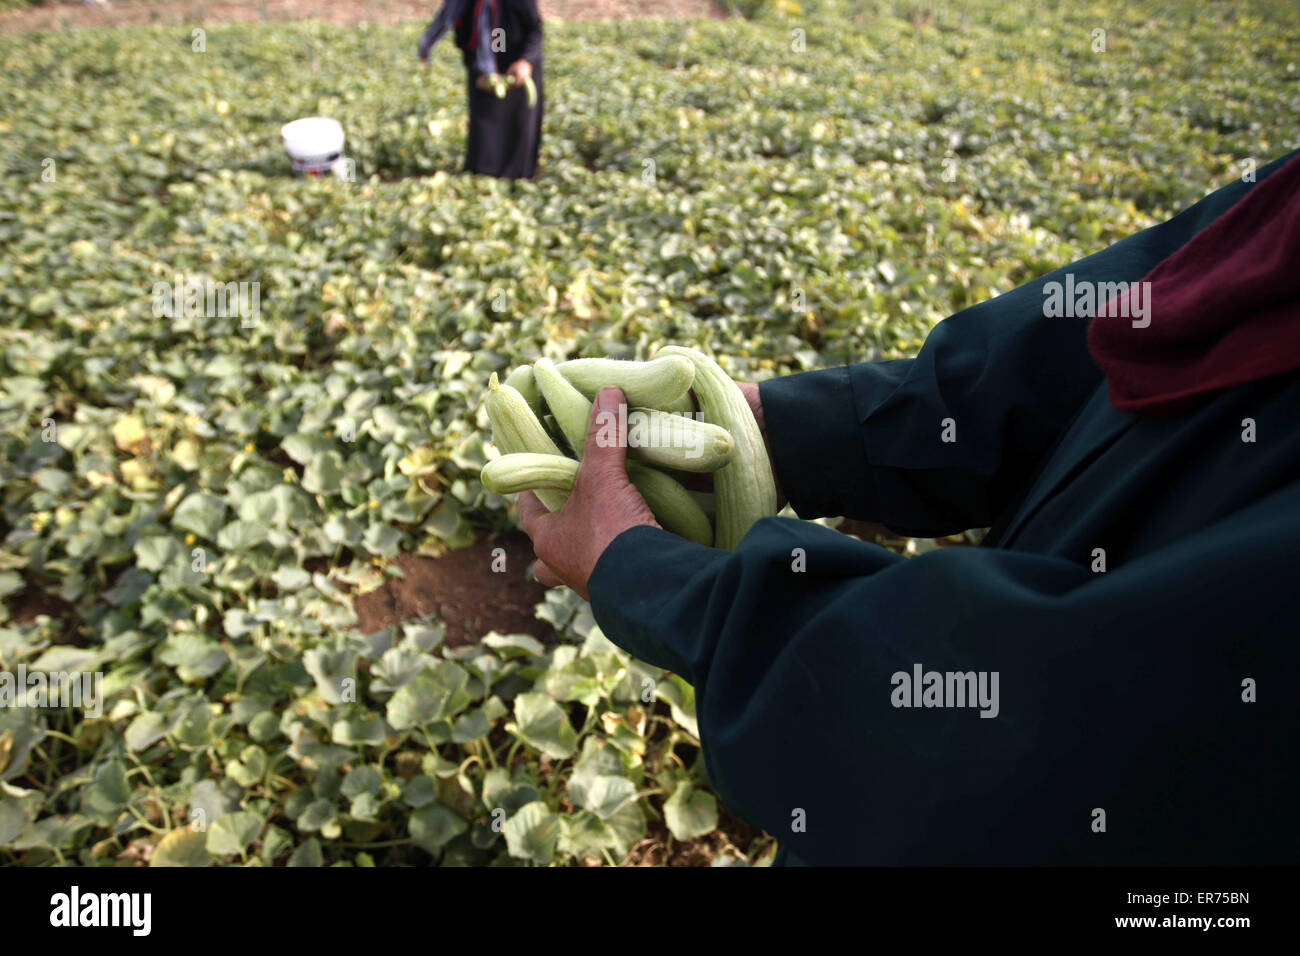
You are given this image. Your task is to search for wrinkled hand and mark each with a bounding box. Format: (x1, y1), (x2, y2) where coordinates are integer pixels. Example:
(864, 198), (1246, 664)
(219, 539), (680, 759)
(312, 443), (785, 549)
(506, 59), (533, 83)
(518, 386), (660, 600)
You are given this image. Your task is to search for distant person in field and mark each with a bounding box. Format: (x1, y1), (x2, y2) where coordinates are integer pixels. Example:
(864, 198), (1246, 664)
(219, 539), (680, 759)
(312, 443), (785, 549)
(515, 150), (1300, 866)
(417, 0), (543, 179)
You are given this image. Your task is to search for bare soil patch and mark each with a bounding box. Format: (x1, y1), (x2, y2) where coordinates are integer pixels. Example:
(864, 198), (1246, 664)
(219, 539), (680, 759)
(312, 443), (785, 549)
(352, 531), (552, 647)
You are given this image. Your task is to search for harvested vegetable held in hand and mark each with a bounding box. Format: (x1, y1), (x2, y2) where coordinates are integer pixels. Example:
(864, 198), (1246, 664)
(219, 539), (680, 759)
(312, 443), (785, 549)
(477, 73), (510, 97)
(657, 347), (779, 549)
(625, 462), (713, 546)
(482, 452), (578, 495)
(508, 74), (538, 108)
(483, 373), (567, 511)
(555, 355), (695, 409)
(534, 358), (733, 472)
(532, 358), (594, 457)
(503, 364), (543, 417)
(481, 347), (776, 550)
(481, 452), (712, 546)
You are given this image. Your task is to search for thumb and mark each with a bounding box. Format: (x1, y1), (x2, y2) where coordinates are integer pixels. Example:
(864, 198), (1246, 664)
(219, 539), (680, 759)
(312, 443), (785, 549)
(583, 385), (628, 476)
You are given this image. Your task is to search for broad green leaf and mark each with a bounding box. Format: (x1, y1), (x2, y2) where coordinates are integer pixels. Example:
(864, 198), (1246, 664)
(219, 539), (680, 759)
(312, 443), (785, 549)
(287, 838), (324, 867)
(507, 693), (578, 760)
(172, 493), (227, 540)
(303, 647), (358, 705)
(386, 661), (470, 731)
(152, 827), (213, 867)
(663, 782), (718, 842)
(80, 760), (131, 816)
(282, 433), (336, 466)
(502, 801), (560, 865)
(302, 451), (345, 494)
(0, 797), (29, 845)
(409, 803), (467, 854)
(124, 711), (175, 752)
(207, 811), (264, 856)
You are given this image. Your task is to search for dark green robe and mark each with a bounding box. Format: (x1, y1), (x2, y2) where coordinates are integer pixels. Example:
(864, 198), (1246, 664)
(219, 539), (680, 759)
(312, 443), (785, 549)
(587, 151), (1300, 866)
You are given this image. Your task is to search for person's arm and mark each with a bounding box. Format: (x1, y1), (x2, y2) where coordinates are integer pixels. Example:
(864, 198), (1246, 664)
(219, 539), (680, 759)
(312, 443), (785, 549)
(417, 4), (457, 62)
(761, 155), (1293, 537)
(514, 0), (543, 65)
(587, 494), (1300, 864)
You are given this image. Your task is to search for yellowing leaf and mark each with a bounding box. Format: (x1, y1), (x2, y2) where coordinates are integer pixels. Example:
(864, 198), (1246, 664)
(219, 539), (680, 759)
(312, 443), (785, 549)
(113, 416), (152, 455)
(151, 827), (212, 867)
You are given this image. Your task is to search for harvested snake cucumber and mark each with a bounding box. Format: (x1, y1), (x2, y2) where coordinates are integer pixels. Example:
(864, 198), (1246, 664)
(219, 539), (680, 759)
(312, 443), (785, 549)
(626, 462), (713, 547)
(686, 489), (716, 517)
(508, 74), (538, 108)
(533, 359), (733, 472)
(533, 358), (593, 458)
(478, 453), (713, 547)
(627, 407), (733, 472)
(481, 453), (577, 495)
(659, 391), (696, 416)
(656, 346), (778, 549)
(555, 355), (694, 409)
(483, 374), (567, 511)
(503, 364), (543, 418)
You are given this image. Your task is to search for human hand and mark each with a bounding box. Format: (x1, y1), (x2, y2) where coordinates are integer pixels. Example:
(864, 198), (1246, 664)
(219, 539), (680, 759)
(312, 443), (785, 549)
(506, 59), (533, 83)
(518, 386), (660, 600)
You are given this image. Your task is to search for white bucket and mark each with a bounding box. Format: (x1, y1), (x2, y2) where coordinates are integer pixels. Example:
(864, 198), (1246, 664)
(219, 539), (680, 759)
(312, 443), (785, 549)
(281, 117), (347, 178)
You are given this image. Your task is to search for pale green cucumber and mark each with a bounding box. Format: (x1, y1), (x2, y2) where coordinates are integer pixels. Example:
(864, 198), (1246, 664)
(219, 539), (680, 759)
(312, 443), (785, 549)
(627, 407), (734, 473)
(686, 489), (716, 517)
(532, 358), (732, 472)
(627, 462), (714, 547)
(656, 346), (777, 549)
(659, 390), (696, 416)
(483, 373), (567, 511)
(478, 451), (713, 547)
(533, 358), (593, 457)
(481, 453), (578, 496)
(503, 364), (543, 418)
(554, 355), (695, 409)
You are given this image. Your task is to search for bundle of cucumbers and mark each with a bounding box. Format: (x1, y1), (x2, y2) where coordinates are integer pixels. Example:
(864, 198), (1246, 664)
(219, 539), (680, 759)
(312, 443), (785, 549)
(479, 73), (538, 108)
(479, 347), (778, 550)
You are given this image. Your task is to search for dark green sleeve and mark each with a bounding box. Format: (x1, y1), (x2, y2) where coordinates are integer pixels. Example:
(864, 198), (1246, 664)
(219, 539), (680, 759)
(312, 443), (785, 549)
(587, 497), (1300, 865)
(761, 152), (1297, 536)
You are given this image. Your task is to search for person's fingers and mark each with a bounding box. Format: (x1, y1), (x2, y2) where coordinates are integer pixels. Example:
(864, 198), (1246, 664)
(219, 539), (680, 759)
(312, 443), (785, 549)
(737, 381), (762, 429)
(531, 559), (563, 588)
(581, 386), (629, 480)
(517, 491), (551, 537)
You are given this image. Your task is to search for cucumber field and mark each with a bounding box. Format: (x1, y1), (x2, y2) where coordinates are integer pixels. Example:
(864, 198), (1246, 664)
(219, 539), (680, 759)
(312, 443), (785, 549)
(0, 0), (1296, 867)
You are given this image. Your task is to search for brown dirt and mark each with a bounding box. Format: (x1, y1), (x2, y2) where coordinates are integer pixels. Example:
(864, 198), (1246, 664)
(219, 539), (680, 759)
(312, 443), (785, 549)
(0, 0), (724, 34)
(351, 531), (552, 647)
(6, 584), (86, 646)
(625, 804), (774, 866)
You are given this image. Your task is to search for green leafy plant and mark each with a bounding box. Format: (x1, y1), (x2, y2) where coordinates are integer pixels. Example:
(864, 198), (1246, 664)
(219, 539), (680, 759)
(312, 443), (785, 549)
(0, 0), (1294, 866)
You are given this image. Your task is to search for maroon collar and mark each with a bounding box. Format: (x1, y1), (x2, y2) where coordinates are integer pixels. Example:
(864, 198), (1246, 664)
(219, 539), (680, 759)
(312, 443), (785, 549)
(1087, 154), (1300, 414)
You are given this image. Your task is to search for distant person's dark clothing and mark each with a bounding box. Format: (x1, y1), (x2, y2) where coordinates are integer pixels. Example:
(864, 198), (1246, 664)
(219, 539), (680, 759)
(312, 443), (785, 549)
(418, 0), (543, 180)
